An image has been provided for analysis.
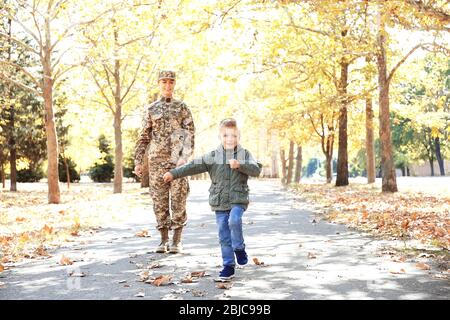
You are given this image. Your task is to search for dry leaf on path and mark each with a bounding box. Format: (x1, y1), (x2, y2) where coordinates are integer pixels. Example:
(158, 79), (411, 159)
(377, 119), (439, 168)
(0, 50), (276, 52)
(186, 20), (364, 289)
(308, 252), (317, 259)
(151, 275), (172, 286)
(217, 282), (233, 289)
(59, 255), (73, 266)
(135, 230), (150, 238)
(253, 258), (264, 265)
(181, 276), (196, 284)
(190, 271), (207, 278)
(389, 268), (406, 274)
(416, 262), (431, 270)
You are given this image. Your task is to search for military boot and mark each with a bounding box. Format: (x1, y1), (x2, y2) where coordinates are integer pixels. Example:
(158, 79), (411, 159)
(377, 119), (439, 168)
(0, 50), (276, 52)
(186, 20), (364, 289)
(169, 228), (183, 254)
(155, 228), (169, 253)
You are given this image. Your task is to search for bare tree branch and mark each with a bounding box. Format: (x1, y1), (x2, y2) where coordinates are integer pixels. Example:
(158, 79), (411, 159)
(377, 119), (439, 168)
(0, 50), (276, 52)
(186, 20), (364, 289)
(0, 32), (40, 55)
(121, 55), (144, 103)
(0, 72), (41, 95)
(0, 60), (41, 89)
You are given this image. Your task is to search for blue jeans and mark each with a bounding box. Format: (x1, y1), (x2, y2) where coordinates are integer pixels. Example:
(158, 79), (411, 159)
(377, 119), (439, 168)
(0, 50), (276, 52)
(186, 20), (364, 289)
(215, 205), (246, 267)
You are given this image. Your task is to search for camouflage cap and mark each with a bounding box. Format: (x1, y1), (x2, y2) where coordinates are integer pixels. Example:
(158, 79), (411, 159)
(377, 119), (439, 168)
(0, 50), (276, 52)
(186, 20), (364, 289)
(158, 70), (176, 80)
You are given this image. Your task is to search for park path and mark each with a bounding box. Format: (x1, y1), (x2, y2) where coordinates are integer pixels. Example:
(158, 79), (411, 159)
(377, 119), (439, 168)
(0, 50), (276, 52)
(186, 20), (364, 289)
(0, 180), (448, 300)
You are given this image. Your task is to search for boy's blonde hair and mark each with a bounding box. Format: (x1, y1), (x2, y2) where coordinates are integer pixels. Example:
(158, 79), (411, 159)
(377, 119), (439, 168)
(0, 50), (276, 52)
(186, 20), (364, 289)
(219, 118), (238, 130)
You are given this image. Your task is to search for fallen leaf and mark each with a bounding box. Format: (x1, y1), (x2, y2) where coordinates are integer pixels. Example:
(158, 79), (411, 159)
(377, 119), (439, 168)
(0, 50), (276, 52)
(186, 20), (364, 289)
(190, 271), (206, 278)
(0, 264), (4, 272)
(15, 217), (26, 222)
(217, 282), (233, 289)
(416, 262), (431, 270)
(34, 245), (49, 256)
(148, 263), (162, 269)
(135, 230), (150, 238)
(392, 256), (406, 263)
(253, 257), (264, 265)
(308, 252), (317, 259)
(151, 275), (172, 287)
(389, 268), (406, 274)
(181, 276), (195, 284)
(139, 271), (150, 282)
(59, 255), (73, 266)
(42, 224), (54, 235)
(18, 233), (30, 244)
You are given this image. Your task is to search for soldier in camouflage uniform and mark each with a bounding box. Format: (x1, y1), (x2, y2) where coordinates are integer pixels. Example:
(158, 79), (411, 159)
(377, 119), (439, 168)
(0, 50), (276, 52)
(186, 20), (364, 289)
(134, 70), (195, 254)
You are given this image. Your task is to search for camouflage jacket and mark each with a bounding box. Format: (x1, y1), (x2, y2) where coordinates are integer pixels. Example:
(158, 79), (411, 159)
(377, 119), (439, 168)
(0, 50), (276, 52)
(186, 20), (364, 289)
(170, 144), (262, 211)
(134, 97), (195, 166)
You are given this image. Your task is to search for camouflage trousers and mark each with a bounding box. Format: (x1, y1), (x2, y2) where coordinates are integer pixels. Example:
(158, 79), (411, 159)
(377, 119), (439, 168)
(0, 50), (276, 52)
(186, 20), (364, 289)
(148, 162), (189, 230)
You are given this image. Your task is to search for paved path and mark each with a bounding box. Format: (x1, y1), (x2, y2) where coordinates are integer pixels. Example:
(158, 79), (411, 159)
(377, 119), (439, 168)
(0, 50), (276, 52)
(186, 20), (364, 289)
(1, 180), (448, 300)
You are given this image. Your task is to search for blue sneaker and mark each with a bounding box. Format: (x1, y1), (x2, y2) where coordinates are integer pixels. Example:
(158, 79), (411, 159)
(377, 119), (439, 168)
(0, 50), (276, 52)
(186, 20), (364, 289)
(218, 266), (235, 281)
(235, 249), (248, 265)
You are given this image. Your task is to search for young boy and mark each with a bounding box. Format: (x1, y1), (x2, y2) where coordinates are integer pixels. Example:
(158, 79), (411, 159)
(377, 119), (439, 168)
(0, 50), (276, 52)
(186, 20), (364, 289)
(163, 118), (262, 281)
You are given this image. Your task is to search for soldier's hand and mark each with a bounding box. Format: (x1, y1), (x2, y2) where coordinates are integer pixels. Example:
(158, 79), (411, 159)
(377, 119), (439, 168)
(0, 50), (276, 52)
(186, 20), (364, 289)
(134, 165), (143, 177)
(176, 159), (187, 167)
(163, 172), (174, 183)
(229, 159), (240, 169)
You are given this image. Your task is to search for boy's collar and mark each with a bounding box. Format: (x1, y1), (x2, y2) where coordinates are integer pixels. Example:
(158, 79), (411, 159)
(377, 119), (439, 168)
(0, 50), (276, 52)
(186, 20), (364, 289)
(218, 144), (243, 153)
(160, 96), (173, 103)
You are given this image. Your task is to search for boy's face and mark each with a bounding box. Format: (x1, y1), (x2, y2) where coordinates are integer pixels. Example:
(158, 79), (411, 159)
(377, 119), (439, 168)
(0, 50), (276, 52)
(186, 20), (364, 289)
(158, 78), (175, 98)
(220, 127), (240, 150)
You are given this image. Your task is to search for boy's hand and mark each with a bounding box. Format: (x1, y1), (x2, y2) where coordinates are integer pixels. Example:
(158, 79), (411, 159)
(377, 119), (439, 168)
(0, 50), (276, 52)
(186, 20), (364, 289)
(163, 172), (174, 183)
(229, 159), (240, 169)
(134, 165), (143, 177)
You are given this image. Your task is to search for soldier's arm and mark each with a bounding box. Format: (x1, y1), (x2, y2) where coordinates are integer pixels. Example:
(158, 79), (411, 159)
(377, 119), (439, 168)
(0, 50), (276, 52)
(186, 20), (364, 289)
(134, 109), (152, 166)
(237, 150), (262, 177)
(179, 104), (195, 162)
(169, 154), (209, 179)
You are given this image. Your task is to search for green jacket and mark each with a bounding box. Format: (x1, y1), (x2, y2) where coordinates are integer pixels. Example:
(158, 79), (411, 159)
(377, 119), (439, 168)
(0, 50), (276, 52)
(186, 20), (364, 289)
(170, 144), (262, 211)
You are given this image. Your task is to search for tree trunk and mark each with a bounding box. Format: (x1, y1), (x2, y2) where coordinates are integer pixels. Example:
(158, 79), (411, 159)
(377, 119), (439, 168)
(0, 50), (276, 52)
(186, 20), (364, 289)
(435, 137), (445, 176)
(113, 113), (123, 193)
(286, 141), (295, 184)
(326, 155), (332, 183)
(1, 164), (5, 188)
(294, 145), (302, 183)
(271, 133), (279, 178)
(429, 158), (435, 176)
(112, 22), (123, 194)
(280, 148), (287, 184)
(6, 16), (17, 192)
(43, 17), (61, 203)
(365, 90), (376, 184)
(8, 118), (17, 192)
(336, 60), (349, 187)
(376, 11), (398, 192)
(271, 147), (279, 178)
